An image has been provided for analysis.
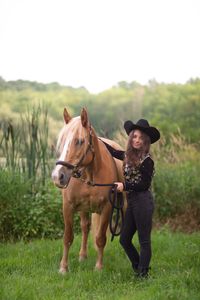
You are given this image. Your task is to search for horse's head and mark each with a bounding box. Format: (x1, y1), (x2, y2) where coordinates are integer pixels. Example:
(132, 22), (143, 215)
(51, 108), (95, 188)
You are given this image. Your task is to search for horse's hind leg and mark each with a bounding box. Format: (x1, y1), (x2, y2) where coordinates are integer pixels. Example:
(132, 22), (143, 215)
(79, 212), (90, 261)
(95, 204), (110, 270)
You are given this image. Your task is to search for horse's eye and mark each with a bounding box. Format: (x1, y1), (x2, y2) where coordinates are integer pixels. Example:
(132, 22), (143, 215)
(75, 138), (85, 146)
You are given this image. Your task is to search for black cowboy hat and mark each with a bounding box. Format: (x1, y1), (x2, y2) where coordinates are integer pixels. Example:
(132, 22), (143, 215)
(124, 119), (160, 144)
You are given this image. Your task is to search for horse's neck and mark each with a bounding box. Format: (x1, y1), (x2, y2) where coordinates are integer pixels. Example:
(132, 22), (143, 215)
(90, 137), (113, 179)
(91, 135), (103, 173)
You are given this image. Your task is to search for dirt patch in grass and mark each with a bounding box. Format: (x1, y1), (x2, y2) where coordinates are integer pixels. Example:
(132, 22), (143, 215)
(154, 206), (200, 233)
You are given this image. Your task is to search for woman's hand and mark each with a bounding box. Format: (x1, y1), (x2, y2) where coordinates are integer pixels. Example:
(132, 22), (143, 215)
(114, 182), (124, 192)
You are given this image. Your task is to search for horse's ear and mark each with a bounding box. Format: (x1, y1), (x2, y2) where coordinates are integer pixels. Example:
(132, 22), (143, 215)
(81, 107), (89, 127)
(63, 108), (72, 124)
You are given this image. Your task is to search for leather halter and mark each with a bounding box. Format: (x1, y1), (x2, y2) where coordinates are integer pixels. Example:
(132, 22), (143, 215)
(56, 125), (94, 177)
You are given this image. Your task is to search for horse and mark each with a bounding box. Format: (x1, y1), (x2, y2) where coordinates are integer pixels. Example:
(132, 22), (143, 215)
(51, 107), (125, 273)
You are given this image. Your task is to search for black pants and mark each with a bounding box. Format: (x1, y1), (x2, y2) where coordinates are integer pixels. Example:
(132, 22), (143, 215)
(120, 190), (154, 270)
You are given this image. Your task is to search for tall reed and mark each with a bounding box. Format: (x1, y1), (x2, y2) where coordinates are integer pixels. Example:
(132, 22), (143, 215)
(0, 104), (51, 187)
(0, 121), (21, 171)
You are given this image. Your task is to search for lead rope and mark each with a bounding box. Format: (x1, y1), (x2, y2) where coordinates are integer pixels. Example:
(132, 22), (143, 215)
(83, 181), (124, 241)
(108, 184), (124, 241)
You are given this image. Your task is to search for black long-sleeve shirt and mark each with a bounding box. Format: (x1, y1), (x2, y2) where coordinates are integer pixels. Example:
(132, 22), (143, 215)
(103, 141), (154, 192)
(123, 157), (154, 192)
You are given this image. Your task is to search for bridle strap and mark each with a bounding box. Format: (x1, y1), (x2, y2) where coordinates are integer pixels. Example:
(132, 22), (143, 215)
(56, 161), (75, 169)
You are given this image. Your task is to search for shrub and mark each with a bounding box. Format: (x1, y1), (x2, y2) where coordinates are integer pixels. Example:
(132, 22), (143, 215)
(0, 169), (82, 241)
(0, 170), (30, 240)
(153, 160), (200, 218)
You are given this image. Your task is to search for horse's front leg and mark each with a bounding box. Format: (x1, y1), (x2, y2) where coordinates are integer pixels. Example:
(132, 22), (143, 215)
(59, 192), (74, 274)
(95, 203), (111, 270)
(79, 212), (90, 261)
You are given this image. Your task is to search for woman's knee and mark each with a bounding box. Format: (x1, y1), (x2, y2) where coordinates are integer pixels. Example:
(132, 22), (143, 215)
(120, 234), (131, 248)
(139, 238), (151, 250)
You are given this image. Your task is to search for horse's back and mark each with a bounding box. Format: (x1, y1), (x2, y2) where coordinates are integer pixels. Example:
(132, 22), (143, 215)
(99, 137), (124, 150)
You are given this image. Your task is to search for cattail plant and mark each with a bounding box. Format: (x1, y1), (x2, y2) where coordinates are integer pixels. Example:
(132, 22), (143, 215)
(20, 104), (50, 187)
(0, 104), (51, 188)
(36, 105), (49, 186)
(0, 120), (21, 171)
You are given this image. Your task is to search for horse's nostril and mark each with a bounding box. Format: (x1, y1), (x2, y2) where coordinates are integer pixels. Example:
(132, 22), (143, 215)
(59, 172), (65, 183)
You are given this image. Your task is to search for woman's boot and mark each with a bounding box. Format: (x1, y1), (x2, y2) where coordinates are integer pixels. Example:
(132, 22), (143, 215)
(136, 267), (150, 278)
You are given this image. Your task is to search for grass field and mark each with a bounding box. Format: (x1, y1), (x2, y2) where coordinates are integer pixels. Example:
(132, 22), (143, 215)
(0, 229), (200, 300)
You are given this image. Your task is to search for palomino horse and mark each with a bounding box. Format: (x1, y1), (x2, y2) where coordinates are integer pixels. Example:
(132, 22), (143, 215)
(52, 108), (124, 273)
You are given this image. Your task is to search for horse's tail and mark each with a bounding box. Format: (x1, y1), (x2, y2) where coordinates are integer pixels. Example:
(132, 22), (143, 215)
(91, 213), (100, 250)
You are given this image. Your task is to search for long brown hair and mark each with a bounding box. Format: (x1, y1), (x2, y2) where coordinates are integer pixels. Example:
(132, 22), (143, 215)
(124, 129), (151, 167)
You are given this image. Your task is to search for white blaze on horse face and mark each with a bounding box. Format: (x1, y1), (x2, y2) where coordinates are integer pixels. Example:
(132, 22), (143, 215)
(52, 117), (81, 181)
(59, 129), (74, 161)
(58, 117), (80, 160)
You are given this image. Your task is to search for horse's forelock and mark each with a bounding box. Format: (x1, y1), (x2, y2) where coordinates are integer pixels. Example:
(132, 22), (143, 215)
(56, 117), (79, 150)
(56, 116), (89, 156)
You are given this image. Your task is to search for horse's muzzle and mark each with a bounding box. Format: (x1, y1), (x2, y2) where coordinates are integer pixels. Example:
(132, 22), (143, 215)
(51, 166), (72, 188)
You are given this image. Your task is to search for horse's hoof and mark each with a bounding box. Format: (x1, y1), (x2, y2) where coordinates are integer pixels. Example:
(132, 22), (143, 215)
(59, 267), (68, 274)
(79, 255), (87, 262)
(95, 264), (103, 271)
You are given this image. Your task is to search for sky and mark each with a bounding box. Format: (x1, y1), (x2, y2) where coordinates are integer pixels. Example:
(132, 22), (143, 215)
(0, 0), (200, 93)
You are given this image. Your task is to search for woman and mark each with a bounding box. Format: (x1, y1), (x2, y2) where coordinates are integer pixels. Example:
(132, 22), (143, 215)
(106, 119), (160, 278)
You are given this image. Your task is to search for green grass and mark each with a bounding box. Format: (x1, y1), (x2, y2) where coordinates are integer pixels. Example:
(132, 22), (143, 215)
(0, 229), (200, 300)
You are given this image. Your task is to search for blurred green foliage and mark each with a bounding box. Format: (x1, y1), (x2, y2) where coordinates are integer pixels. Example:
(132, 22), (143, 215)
(0, 170), (81, 241)
(0, 170), (62, 240)
(153, 161), (200, 218)
(0, 77), (200, 240)
(0, 76), (200, 142)
(152, 131), (200, 218)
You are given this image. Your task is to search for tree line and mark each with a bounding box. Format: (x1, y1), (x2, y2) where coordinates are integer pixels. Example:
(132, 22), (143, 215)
(0, 76), (200, 144)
